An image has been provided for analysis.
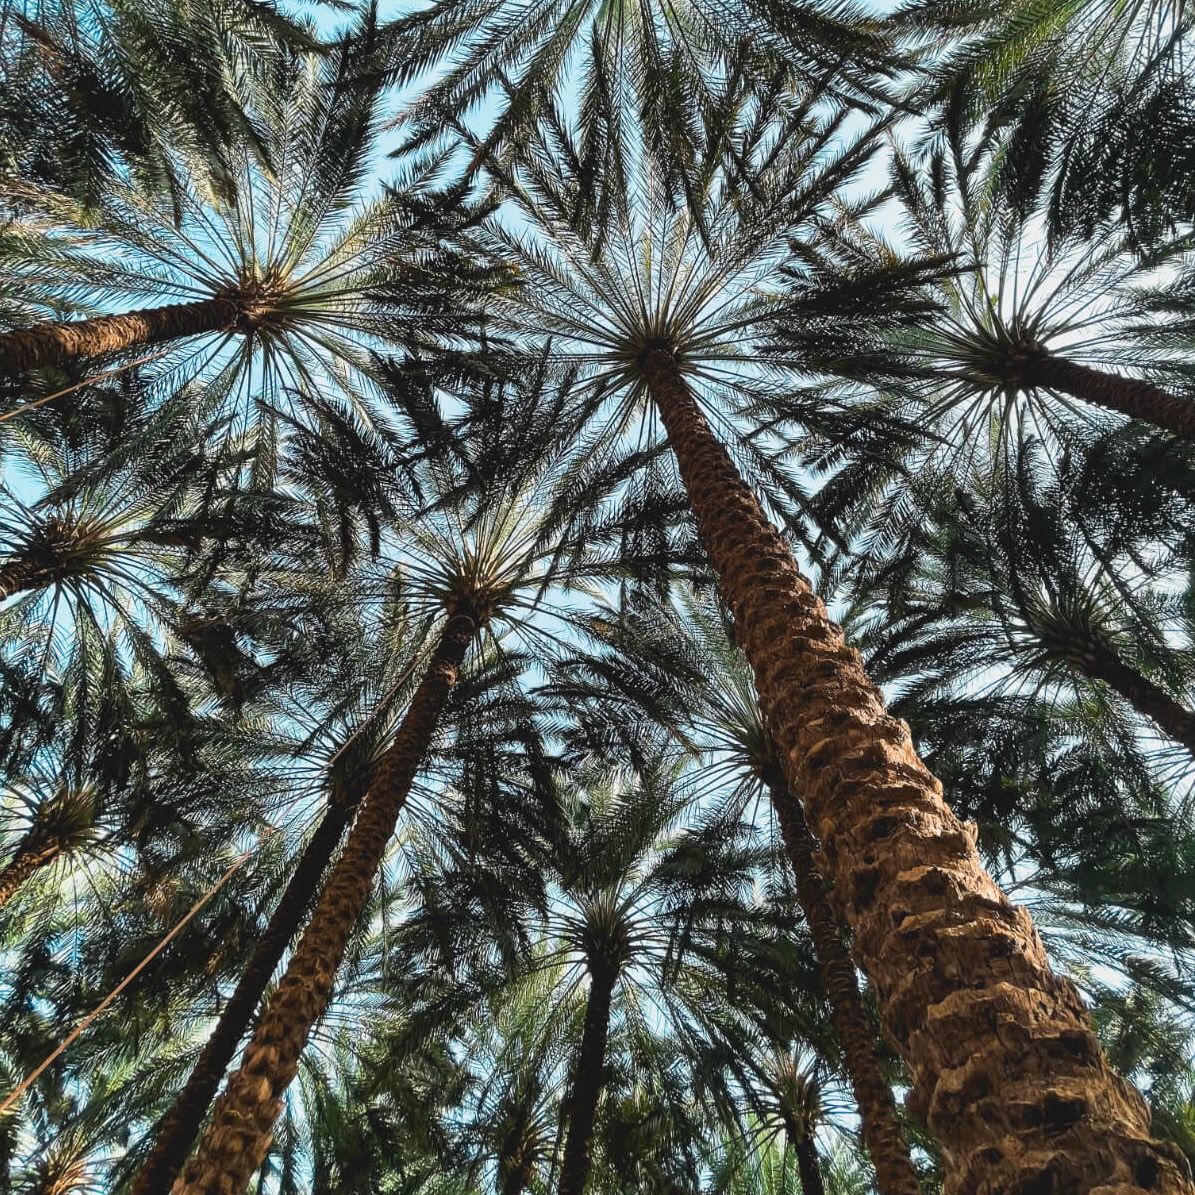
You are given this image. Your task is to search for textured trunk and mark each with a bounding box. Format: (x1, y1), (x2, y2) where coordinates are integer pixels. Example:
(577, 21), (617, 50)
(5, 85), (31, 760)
(772, 780), (922, 1195)
(131, 801), (357, 1195)
(0, 296), (239, 377)
(557, 964), (617, 1195)
(0, 557), (52, 601)
(642, 345), (1192, 1195)
(1022, 349), (1195, 443)
(500, 1152), (534, 1195)
(170, 614), (475, 1195)
(0, 837), (62, 910)
(1077, 645), (1195, 760)
(784, 1123), (827, 1195)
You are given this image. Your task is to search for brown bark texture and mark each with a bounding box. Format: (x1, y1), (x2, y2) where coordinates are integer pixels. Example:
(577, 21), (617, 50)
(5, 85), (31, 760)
(772, 780), (922, 1195)
(1078, 647), (1195, 761)
(0, 557), (54, 601)
(0, 297), (238, 377)
(0, 837), (62, 910)
(131, 801), (356, 1195)
(1023, 350), (1195, 443)
(170, 614), (475, 1195)
(557, 963), (617, 1195)
(643, 345), (1193, 1195)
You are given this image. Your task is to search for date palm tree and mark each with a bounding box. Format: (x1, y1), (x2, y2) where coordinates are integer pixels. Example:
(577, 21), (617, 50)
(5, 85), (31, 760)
(0, 15), (493, 435)
(552, 590), (923, 1195)
(843, 437), (1195, 764)
(475, 86), (1193, 1190)
(169, 372), (656, 1194)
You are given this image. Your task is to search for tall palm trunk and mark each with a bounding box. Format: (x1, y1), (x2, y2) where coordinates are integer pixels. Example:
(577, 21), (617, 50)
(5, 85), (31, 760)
(641, 344), (1193, 1195)
(170, 612), (476, 1195)
(0, 835), (63, 909)
(1070, 643), (1195, 759)
(770, 778), (921, 1195)
(557, 962), (617, 1195)
(131, 800), (357, 1195)
(1020, 348), (1195, 443)
(0, 297), (240, 377)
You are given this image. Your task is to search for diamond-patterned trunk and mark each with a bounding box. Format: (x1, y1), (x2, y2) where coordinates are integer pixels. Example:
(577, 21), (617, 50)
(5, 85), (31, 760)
(642, 345), (1193, 1195)
(1022, 349), (1195, 443)
(0, 297), (239, 377)
(169, 614), (475, 1195)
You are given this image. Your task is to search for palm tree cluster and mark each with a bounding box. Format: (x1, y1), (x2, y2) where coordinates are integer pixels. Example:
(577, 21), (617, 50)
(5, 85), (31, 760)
(2, 2), (1195, 1193)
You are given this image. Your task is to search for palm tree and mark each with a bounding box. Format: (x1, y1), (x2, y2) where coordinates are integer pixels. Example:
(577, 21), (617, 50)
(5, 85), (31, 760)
(0, 16), (491, 427)
(768, 131), (1195, 486)
(552, 591), (922, 1195)
(396, 760), (767, 1195)
(476, 90), (1193, 1191)
(169, 374), (647, 1193)
(844, 438), (1195, 763)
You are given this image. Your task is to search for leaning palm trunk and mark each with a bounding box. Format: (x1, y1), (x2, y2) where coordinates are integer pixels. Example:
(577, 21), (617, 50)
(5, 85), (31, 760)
(132, 799), (358, 1195)
(170, 613), (476, 1195)
(0, 297), (240, 377)
(0, 835), (64, 910)
(557, 962), (618, 1195)
(771, 779), (922, 1195)
(1072, 644), (1195, 760)
(641, 345), (1192, 1195)
(0, 557), (54, 601)
(1020, 347), (1195, 443)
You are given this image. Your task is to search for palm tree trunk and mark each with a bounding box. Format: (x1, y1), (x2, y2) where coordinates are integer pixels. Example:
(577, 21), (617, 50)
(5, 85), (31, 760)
(0, 836), (62, 910)
(641, 345), (1193, 1195)
(782, 1121), (826, 1195)
(557, 963), (617, 1195)
(1076, 645), (1195, 759)
(500, 1147), (535, 1195)
(170, 613), (476, 1195)
(1021, 348), (1195, 442)
(0, 297), (240, 377)
(771, 780), (922, 1195)
(131, 800), (357, 1195)
(0, 557), (52, 601)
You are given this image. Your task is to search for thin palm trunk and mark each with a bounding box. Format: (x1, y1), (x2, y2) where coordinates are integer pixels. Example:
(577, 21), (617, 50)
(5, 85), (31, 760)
(557, 963), (617, 1195)
(641, 344), (1193, 1195)
(1073, 644), (1195, 759)
(131, 800), (357, 1195)
(170, 612), (476, 1195)
(0, 835), (63, 909)
(771, 779), (921, 1195)
(782, 1120), (826, 1195)
(0, 297), (240, 377)
(1021, 348), (1195, 443)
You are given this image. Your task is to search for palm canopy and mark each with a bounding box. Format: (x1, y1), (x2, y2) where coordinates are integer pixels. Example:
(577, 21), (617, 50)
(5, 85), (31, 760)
(392, 0), (899, 193)
(902, 0), (1195, 246)
(0, 0), (322, 207)
(0, 19), (495, 434)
